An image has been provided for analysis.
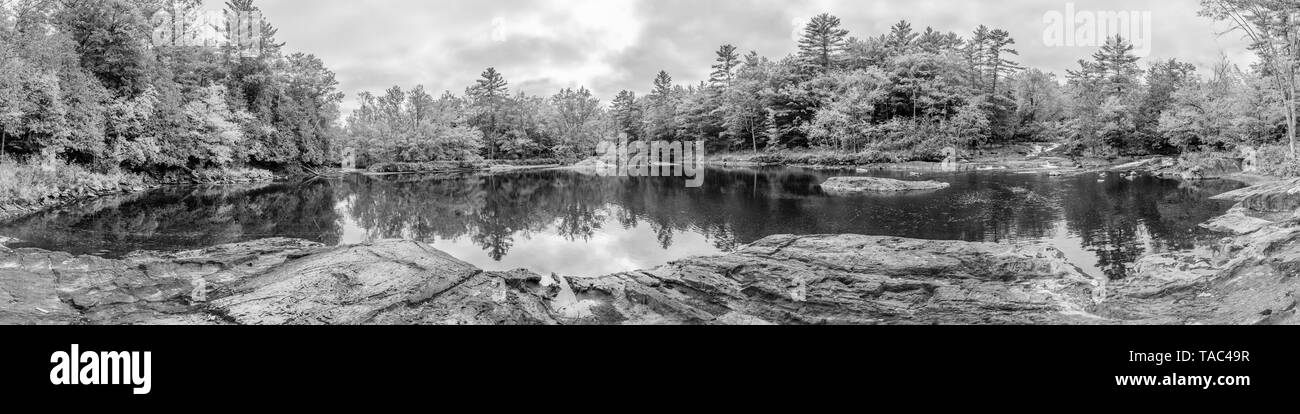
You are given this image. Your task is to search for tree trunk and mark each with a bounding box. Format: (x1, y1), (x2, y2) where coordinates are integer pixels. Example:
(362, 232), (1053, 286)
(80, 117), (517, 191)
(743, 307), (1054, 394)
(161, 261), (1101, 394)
(1289, 80), (1298, 159)
(1288, 101), (1296, 158)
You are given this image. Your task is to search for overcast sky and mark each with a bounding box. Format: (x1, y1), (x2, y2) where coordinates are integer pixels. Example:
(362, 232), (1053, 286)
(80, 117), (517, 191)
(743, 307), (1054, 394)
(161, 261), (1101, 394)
(242, 0), (1254, 113)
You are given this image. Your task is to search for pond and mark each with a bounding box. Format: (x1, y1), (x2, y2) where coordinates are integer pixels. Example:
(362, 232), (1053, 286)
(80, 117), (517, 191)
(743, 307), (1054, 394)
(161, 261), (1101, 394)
(0, 167), (1246, 280)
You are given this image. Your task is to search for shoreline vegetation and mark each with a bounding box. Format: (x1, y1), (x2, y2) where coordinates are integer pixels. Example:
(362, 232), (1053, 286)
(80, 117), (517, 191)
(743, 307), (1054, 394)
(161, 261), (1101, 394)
(0, 156), (276, 222)
(1, 144), (1290, 223)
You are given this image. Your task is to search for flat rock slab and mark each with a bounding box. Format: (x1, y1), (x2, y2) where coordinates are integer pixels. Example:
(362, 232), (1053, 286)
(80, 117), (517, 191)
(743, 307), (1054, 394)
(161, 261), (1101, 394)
(1200, 209), (1275, 235)
(211, 241), (484, 325)
(1212, 178), (1300, 216)
(563, 235), (1102, 325)
(0, 262), (80, 325)
(821, 177), (951, 194)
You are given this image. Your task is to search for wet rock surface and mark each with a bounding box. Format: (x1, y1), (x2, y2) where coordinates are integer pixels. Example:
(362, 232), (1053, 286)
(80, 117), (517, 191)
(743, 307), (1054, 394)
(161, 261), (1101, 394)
(1, 177), (1297, 325)
(820, 177), (951, 194)
(1102, 178), (1300, 325)
(0, 238), (559, 325)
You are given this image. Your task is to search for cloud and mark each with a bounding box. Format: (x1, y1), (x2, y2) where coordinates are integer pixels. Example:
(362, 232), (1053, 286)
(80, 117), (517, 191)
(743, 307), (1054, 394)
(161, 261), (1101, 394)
(256, 0), (1253, 115)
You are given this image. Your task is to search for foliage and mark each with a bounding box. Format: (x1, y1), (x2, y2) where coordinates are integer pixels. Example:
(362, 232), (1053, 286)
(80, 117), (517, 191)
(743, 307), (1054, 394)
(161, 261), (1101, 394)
(0, 155), (144, 206)
(0, 0), (344, 178)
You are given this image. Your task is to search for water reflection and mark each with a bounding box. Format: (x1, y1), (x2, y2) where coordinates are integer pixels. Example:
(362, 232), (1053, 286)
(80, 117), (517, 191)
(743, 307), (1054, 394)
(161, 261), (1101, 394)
(0, 181), (341, 256)
(0, 168), (1244, 279)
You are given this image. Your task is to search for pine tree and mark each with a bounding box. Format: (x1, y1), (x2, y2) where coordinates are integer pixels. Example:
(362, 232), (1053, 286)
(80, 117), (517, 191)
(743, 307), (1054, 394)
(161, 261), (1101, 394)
(652, 70), (673, 99)
(984, 29), (1022, 97)
(224, 0), (283, 57)
(797, 13), (849, 74)
(709, 44), (740, 87)
(884, 20), (918, 56)
(966, 25), (992, 89)
(647, 71), (678, 140)
(1093, 36), (1143, 95)
(612, 90), (642, 140)
(469, 67), (509, 158)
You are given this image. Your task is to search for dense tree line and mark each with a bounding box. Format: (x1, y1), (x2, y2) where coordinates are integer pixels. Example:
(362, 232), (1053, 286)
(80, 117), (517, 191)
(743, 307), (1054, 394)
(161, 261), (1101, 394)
(342, 69), (615, 166)
(5, 2), (1295, 173)
(347, 5), (1299, 164)
(0, 0), (343, 175)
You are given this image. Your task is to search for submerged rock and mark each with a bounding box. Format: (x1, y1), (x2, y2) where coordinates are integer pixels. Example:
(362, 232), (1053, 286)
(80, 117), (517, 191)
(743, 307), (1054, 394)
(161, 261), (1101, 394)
(821, 177), (951, 194)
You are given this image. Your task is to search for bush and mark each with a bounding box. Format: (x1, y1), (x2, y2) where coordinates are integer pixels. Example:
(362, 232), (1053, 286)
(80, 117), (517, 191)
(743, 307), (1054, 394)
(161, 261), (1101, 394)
(1255, 145), (1300, 177)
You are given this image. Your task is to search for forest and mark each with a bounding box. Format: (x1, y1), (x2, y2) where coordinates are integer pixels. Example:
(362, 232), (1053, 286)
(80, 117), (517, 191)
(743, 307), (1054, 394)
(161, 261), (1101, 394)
(2, 0), (1298, 183)
(344, 1), (1298, 172)
(0, 0), (342, 179)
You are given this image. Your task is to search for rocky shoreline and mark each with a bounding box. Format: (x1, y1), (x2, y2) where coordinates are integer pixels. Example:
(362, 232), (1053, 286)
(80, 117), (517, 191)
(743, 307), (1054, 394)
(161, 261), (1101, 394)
(1, 164), (1297, 325)
(0, 168), (278, 223)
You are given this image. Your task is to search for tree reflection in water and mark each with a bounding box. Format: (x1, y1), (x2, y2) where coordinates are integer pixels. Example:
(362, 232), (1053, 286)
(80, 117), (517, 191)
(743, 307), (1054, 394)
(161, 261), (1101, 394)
(0, 181), (343, 256)
(1, 168), (1244, 279)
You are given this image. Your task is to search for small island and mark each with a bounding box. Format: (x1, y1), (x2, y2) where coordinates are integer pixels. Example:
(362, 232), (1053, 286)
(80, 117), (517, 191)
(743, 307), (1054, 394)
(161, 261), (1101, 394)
(820, 177), (951, 194)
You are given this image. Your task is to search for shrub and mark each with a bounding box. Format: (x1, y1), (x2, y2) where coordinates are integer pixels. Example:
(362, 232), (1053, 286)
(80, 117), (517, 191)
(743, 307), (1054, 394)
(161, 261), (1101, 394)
(1255, 145), (1300, 178)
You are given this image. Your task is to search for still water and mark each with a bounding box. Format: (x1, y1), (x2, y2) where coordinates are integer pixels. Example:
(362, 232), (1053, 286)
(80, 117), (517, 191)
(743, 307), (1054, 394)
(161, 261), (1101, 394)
(0, 167), (1245, 279)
